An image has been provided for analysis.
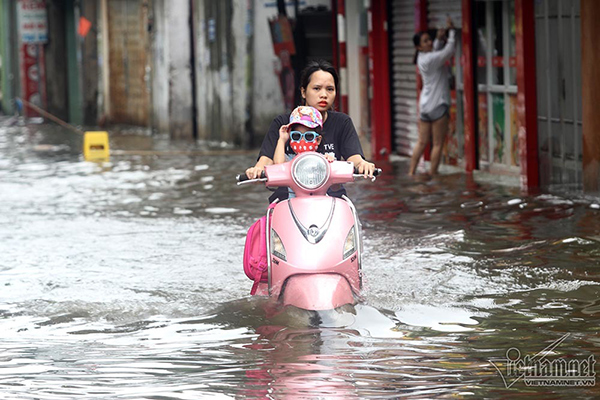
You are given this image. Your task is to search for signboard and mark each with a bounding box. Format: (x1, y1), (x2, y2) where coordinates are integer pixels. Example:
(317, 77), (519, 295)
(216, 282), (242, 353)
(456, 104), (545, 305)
(20, 43), (46, 116)
(18, 0), (48, 44)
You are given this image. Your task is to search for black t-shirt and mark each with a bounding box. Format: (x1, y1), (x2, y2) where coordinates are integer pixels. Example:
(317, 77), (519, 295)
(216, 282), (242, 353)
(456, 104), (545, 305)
(258, 111), (364, 202)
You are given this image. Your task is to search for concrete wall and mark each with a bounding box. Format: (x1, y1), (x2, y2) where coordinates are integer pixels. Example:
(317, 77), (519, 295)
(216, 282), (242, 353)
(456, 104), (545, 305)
(154, 0), (335, 145)
(150, 0), (170, 134)
(231, 0), (252, 147)
(196, 0), (233, 142)
(167, 0), (194, 139)
(150, 0), (194, 137)
(128, 0), (338, 144)
(195, 0), (252, 145)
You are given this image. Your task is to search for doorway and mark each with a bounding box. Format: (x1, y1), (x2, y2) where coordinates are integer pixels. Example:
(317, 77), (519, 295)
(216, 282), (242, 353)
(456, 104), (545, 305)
(474, 0), (519, 173)
(106, 0), (151, 126)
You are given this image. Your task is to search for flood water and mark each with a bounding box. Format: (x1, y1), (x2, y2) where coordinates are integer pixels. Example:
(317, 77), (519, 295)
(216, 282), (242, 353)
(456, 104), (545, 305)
(1, 120), (599, 399)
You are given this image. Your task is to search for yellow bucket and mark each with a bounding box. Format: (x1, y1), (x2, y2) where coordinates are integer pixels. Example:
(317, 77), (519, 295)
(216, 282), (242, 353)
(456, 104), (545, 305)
(83, 131), (110, 161)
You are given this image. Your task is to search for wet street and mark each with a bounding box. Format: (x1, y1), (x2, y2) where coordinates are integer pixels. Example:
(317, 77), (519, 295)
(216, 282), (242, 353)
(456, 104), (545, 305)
(1, 120), (599, 399)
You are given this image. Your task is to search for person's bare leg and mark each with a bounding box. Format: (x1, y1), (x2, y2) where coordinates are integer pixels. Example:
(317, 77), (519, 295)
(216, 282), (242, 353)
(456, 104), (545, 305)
(408, 121), (432, 175)
(429, 114), (449, 175)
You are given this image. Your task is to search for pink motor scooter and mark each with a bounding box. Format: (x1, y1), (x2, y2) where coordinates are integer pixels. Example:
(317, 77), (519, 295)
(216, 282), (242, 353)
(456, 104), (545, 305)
(238, 152), (381, 311)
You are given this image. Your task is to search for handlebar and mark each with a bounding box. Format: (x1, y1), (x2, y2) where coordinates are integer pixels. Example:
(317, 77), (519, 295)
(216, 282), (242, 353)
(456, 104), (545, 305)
(236, 171), (266, 185)
(353, 167), (382, 177)
(237, 167), (381, 185)
(353, 168), (382, 181)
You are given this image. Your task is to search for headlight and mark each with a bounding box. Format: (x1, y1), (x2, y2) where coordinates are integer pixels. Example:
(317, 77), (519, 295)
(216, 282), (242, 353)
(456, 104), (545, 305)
(292, 154), (329, 190)
(343, 226), (356, 259)
(271, 229), (287, 261)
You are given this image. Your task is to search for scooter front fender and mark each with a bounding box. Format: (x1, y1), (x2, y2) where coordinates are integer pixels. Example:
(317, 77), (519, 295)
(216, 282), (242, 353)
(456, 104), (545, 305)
(281, 274), (355, 310)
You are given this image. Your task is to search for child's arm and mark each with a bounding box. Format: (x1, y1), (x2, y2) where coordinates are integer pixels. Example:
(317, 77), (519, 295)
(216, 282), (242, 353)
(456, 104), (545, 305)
(273, 124), (290, 164)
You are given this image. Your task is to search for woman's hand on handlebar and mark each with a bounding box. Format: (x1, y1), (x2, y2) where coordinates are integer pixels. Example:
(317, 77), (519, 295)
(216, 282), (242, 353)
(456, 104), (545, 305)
(245, 166), (264, 180)
(355, 159), (376, 178)
(245, 156), (273, 180)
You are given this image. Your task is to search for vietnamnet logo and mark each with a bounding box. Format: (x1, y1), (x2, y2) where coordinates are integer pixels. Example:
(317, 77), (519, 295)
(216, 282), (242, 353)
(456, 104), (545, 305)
(489, 333), (596, 388)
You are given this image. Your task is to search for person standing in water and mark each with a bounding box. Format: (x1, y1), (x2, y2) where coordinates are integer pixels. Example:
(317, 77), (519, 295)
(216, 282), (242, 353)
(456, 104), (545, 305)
(409, 17), (456, 176)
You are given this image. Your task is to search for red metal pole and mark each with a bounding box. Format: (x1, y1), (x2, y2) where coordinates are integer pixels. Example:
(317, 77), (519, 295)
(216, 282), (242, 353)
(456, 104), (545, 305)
(515, 0), (539, 188)
(461, 0), (477, 172)
(330, 1), (340, 111)
(336, 0), (348, 113)
(415, 0), (427, 32)
(368, 0), (391, 160)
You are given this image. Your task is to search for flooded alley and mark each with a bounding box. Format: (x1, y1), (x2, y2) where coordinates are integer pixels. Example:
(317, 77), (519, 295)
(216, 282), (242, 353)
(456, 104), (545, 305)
(1, 122), (599, 399)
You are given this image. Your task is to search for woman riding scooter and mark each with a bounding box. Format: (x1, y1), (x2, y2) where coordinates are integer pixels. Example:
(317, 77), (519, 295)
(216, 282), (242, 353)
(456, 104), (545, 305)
(245, 60), (377, 203)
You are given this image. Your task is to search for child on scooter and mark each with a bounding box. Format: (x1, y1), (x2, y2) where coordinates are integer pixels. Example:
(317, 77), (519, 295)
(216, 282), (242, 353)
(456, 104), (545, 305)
(273, 106), (335, 198)
(273, 106), (327, 163)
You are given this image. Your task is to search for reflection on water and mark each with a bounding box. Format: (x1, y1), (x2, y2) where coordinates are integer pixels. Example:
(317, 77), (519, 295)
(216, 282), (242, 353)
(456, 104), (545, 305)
(1, 121), (599, 398)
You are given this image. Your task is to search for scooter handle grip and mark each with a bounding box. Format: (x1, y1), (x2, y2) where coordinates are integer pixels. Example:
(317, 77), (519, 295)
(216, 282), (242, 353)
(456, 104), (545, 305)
(237, 170), (266, 182)
(353, 167), (382, 176)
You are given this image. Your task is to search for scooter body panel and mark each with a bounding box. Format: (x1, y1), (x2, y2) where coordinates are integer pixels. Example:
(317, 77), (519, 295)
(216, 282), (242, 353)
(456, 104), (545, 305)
(281, 274), (355, 310)
(269, 196), (360, 308)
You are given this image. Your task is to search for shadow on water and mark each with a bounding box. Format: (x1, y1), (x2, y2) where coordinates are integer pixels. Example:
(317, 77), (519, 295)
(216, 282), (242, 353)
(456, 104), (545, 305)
(1, 121), (600, 398)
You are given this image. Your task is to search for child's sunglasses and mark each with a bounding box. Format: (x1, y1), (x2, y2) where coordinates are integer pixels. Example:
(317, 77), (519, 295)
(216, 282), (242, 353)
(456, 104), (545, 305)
(290, 131), (320, 143)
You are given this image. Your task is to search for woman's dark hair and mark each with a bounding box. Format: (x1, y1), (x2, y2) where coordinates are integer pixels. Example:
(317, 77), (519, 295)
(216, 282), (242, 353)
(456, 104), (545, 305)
(413, 31), (427, 47)
(412, 31), (427, 65)
(299, 60), (340, 102)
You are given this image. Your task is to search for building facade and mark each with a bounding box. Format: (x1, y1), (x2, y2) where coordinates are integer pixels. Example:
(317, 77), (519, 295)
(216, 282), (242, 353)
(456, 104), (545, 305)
(0, 0), (597, 192)
(366, 0), (593, 192)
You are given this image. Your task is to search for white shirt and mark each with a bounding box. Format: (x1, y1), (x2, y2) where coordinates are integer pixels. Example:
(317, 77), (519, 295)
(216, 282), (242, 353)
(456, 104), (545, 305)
(417, 30), (456, 115)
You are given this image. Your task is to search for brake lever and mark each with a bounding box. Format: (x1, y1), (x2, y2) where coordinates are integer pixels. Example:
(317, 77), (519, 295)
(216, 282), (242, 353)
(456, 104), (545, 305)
(353, 174), (377, 182)
(352, 168), (382, 182)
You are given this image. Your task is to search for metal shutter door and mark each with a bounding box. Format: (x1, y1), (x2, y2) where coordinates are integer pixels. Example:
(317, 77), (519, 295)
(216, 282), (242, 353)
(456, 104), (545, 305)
(390, 0), (418, 156)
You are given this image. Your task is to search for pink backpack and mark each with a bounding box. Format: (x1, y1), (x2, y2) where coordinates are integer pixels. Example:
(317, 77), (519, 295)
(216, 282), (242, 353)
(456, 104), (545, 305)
(243, 213), (271, 295)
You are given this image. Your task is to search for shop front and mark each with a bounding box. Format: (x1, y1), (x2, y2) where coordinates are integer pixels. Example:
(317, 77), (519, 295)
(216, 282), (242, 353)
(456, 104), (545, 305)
(375, 0), (583, 190)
